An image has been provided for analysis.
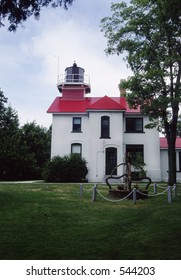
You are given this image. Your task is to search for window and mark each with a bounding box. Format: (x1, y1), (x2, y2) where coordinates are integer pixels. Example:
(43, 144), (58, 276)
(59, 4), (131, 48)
(179, 152), (181, 171)
(71, 143), (82, 156)
(126, 145), (144, 163)
(101, 116), (110, 138)
(126, 118), (143, 133)
(72, 117), (81, 132)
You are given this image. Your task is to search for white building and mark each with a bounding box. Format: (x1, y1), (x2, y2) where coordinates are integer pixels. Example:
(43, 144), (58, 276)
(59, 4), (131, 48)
(48, 63), (162, 182)
(160, 137), (181, 182)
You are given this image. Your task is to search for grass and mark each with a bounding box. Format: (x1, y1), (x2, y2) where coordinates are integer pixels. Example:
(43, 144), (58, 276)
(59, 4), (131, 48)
(0, 182), (181, 260)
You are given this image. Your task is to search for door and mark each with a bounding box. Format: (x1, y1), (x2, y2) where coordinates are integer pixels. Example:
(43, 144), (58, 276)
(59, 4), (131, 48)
(105, 147), (117, 175)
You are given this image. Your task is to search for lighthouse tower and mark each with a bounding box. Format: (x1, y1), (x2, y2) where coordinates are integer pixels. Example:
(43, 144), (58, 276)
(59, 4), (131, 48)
(57, 62), (91, 100)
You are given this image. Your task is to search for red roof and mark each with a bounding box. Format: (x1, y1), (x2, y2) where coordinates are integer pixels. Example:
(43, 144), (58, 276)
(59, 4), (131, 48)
(88, 95), (125, 110)
(160, 137), (181, 149)
(47, 95), (139, 113)
(124, 102), (141, 113)
(47, 97), (90, 113)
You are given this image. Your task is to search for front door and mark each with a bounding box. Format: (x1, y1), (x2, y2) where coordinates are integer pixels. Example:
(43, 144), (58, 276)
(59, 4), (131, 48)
(105, 147), (117, 175)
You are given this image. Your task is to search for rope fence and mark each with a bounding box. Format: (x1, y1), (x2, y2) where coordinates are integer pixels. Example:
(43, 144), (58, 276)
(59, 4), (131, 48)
(96, 188), (134, 202)
(80, 183), (178, 204)
(79, 183), (94, 198)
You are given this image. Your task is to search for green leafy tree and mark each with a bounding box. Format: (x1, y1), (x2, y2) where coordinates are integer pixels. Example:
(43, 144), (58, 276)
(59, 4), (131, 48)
(20, 122), (51, 178)
(0, 0), (74, 31)
(101, 0), (181, 185)
(0, 93), (26, 179)
(177, 115), (181, 137)
(0, 89), (51, 180)
(0, 89), (7, 116)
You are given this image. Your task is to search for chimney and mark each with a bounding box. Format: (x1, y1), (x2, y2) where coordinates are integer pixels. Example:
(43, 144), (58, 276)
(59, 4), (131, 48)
(119, 79), (126, 97)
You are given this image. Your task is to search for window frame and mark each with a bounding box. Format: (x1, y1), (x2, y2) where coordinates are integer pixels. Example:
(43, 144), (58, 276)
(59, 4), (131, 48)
(71, 143), (82, 156)
(100, 116), (110, 139)
(125, 117), (143, 133)
(126, 144), (144, 163)
(179, 151), (181, 171)
(72, 117), (82, 133)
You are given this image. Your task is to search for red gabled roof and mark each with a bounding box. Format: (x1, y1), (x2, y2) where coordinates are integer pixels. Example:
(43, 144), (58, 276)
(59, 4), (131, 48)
(87, 95), (125, 110)
(47, 95), (140, 114)
(160, 137), (181, 149)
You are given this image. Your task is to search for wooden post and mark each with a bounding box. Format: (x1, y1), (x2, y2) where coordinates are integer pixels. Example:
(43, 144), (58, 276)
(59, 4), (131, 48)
(133, 188), (137, 204)
(80, 184), (83, 198)
(167, 186), (172, 203)
(154, 183), (157, 194)
(92, 184), (97, 202)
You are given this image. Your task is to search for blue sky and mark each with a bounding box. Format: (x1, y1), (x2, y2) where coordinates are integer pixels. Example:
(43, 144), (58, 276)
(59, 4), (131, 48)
(0, 0), (131, 128)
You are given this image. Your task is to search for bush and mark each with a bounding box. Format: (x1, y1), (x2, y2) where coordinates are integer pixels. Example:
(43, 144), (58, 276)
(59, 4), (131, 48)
(43, 154), (88, 182)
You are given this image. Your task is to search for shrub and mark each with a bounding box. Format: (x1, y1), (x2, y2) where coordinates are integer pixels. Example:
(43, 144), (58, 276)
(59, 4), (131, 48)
(43, 154), (88, 182)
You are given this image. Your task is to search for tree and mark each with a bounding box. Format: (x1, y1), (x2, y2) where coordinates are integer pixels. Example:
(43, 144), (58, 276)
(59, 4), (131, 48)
(0, 89), (7, 115)
(0, 94), (25, 180)
(0, 89), (51, 180)
(177, 115), (181, 137)
(20, 122), (51, 178)
(101, 0), (181, 185)
(0, 0), (74, 31)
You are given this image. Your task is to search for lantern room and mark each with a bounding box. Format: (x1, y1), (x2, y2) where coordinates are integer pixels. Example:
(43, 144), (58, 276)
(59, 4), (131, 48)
(57, 62), (91, 97)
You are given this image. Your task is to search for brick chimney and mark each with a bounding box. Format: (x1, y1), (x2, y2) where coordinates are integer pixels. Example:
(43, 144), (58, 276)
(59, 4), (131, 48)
(119, 79), (126, 97)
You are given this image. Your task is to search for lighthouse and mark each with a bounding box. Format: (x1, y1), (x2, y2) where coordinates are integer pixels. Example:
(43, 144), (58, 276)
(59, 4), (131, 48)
(47, 62), (161, 183)
(57, 62), (91, 100)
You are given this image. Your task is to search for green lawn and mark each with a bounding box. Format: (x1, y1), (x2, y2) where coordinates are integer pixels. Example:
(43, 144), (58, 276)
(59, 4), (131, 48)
(0, 182), (180, 260)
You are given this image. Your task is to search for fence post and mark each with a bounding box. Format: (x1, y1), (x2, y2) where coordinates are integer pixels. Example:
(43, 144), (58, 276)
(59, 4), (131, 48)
(80, 184), (83, 198)
(92, 184), (97, 202)
(173, 184), (177, 198)
(133, 188), (137, 204)
(154, 183), (157, 194)
(167, 186), (172, 203)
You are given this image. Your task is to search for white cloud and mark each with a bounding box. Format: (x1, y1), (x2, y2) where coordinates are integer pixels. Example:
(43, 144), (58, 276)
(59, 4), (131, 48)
(0, 0), (132, 127)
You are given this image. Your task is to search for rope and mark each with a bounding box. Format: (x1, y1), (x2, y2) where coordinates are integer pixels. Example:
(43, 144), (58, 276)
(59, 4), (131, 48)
(81, 183), (176, 202)
(156, 184), (168, 189)
(155, 183), (176, 189)
(137, 187), (169, 197)
(82, 186), (94, 192)
(96, 188), (134, 202)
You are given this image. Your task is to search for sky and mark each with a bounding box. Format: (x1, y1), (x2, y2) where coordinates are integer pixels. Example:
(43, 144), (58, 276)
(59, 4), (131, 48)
(0, 0), (131, 128)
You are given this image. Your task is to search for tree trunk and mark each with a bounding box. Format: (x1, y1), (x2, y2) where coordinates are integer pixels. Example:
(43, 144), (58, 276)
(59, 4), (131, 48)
(165, 118), (177, 185)
(164, 97), (179, 185)
(167, 137), (176, 185)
